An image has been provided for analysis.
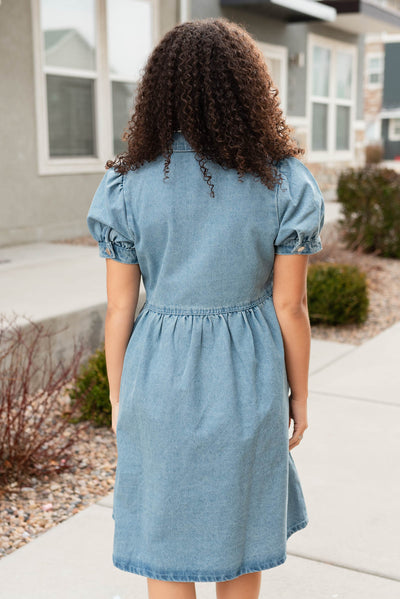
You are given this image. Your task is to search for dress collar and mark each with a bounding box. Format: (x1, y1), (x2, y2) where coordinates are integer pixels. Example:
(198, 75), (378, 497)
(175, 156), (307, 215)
(172, 131), (195, 152)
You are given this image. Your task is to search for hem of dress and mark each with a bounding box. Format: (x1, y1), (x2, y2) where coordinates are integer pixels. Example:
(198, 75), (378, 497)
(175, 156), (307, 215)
(112, 517), (309, 582)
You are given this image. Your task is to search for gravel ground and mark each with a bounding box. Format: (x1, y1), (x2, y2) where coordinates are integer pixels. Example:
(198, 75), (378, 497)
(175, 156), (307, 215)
(1, 227), (399, 559)
(308, 221), (400, 345)
(0, 393), (118, 559)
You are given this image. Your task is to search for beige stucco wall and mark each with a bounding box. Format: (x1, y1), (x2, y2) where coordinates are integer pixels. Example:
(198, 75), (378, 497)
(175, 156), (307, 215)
(0, 0), (181, 247)
(0, 0), (102, 246)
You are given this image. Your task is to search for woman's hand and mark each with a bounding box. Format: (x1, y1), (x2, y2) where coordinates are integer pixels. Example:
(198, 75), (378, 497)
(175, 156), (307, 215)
(111, 401), (119, 435)
(288, 393), (308, 451)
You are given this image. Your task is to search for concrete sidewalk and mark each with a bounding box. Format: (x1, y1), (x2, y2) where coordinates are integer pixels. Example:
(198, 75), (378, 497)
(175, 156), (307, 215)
(1, 328), (399, 598)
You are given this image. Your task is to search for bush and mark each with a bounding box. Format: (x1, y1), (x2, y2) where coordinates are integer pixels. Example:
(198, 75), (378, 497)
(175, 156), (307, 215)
(0, 314), (89, 486)
(69, 344), (111, 428)
(337, 166), (400, 258)
(365, 143), (383, 165)
(307, 262), (369, 325)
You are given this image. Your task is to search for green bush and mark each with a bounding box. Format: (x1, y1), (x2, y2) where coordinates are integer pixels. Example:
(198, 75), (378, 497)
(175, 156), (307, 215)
(307, 262), (369, 325)
(337, 166), (400, 258)
(68, 344), (111, 428)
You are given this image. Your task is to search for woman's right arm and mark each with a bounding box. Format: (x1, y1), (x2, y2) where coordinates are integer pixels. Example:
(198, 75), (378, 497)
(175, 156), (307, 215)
(272, 253), (311, 451)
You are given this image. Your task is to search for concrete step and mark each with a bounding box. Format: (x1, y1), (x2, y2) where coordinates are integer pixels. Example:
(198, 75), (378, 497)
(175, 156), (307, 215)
(0, 241), (146, 377)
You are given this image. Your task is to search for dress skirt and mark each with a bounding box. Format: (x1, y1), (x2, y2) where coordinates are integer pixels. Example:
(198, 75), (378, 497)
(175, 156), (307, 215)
(111, 289), (309, 582)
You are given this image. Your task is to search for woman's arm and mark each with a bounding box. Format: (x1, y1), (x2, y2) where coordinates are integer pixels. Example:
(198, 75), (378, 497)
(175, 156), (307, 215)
(272, 254), (310, 450)
(104, 260), (141, 431)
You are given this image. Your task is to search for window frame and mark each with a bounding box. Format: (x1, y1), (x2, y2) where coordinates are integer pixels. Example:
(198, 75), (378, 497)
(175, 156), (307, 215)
(365, 119), (382, 143)
(256, 41), (288, 116)
(306, 33), (357, 163)
(366, 52), (384, 89)
(31, 0), (159, 175)
(388, 118), (400, 141)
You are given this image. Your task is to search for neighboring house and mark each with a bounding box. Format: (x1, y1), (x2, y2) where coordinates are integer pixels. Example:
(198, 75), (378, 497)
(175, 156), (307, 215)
(218, 0), (400, 193)
(1, 0), (400, 246)
(381, 40), (400, 160)
(364, 31), (400, 161)
(364, 33), (385, 145)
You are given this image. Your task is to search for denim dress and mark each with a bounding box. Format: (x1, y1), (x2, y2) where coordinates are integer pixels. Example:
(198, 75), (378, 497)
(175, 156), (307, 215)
(86, 131), (325, 582)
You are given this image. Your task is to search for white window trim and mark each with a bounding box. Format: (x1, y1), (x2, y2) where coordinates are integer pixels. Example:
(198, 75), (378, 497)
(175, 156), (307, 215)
(388, 118), (400, 141)
(365, 119), (382, 143)
(306, 33), (357, 163)
(31, 0), (159, 176)
(256, 41), (288, 116)
(366, 52), (384, 89)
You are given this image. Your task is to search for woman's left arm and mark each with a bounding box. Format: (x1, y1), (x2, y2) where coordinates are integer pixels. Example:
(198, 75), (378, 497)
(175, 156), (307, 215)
(104, 260), (142, 433)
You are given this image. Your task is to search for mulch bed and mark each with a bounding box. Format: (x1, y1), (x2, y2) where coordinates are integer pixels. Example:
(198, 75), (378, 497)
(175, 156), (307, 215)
(1, 226), (399, 560)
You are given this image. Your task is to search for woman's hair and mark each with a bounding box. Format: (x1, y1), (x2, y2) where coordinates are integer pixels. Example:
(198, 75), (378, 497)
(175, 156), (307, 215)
(106, 16), (304, 197)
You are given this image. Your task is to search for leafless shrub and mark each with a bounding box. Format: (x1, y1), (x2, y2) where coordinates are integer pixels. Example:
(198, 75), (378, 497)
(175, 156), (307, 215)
(365, 143), (383, 165)
(0, 314), (90, 487)
(308, 221), (369, 266)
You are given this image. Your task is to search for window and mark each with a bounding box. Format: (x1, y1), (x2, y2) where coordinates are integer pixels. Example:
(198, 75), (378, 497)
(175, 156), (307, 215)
(311, 45), (330, 151)
(107, 0), (153, 154)
(389, 118), (400, 141)
(366, 53), (384, 87)
(366, 120), (381, 143)
(257, 42), (288, 116)
(308, 34), (356, 161)
(32, 0), (158, 175)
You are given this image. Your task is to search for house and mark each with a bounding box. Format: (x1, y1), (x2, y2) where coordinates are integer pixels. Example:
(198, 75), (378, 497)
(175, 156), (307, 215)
(218, 0), (400, 192)
(1, 0), (400, 246)
(364, 31), (400, 162)
(381, 38), (400, 160)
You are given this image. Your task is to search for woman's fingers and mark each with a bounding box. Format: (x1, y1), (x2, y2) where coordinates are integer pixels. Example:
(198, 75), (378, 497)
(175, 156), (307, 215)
(289, 424), (307, 450)
(288, 394), (308, 451)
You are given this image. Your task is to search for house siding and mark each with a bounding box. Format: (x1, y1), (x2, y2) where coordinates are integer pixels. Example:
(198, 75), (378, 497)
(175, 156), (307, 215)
(1, 0), (370, 245)
(0, 0), (105, 247)
(383, 42), (400, 108)
(382, 119), (400, 159)
(381, 42), (400, 159)
(191, 2), (362, 120)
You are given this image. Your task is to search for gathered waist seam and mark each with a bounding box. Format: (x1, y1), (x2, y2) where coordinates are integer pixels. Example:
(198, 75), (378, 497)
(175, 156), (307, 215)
(142, 290), (273, 316)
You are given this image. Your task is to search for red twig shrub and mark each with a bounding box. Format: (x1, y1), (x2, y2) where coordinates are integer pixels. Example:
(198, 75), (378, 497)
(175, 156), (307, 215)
(0, 314), (90, 486)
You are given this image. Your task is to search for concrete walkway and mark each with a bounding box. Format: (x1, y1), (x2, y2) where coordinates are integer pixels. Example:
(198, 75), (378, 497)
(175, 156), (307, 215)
(1, 204), (399, 597)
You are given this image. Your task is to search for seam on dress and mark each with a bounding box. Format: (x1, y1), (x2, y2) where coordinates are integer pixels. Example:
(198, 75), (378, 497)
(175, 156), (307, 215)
(275, 165), (282, 231)
(121, 172), (138, 245)
(143, 289), (273, 316)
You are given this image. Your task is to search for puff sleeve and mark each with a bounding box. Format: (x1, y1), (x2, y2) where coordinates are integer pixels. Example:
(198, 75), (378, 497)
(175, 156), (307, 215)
(274, 157), (325, 255)
(86, 167), (139, 264)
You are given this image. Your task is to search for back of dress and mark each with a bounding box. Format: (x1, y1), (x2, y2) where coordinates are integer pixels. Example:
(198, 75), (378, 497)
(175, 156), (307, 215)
(88, 131), (324, 310)
(86, 130), (325, 583)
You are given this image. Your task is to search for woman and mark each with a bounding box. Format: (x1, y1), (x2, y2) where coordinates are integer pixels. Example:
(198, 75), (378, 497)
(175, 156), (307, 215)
(87, 16), (324, 599)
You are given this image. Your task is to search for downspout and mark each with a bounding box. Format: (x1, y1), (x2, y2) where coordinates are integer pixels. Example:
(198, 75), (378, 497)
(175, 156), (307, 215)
(180, 0), (190, 23)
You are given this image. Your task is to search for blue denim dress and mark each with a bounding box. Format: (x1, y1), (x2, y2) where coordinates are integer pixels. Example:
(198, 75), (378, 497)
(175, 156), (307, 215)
(86, 131), (325, 582)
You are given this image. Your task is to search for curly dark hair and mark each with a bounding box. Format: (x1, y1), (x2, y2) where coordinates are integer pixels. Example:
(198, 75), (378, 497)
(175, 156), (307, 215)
(106, 16), (304, 198)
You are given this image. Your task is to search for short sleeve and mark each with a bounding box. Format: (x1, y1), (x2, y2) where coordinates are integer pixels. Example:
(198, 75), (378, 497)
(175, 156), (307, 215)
(86, 168), (139, 264)
(274, 157), (325, 255)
